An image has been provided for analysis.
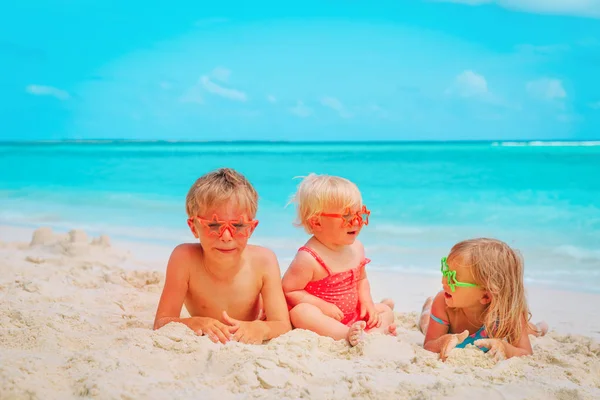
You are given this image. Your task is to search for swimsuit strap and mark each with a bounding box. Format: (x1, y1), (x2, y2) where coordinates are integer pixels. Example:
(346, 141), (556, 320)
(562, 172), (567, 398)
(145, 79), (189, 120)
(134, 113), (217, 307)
(430, 313), (450, 326)
(298, 246), (333, 275)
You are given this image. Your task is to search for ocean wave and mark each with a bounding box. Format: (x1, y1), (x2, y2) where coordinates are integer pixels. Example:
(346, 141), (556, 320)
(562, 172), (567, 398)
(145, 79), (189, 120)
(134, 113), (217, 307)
(492, 141), (600, 147)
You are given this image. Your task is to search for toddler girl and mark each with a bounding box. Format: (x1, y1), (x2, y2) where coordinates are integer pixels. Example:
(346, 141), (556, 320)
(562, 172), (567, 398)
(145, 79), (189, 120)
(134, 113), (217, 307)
(419, 238), (548, 361)
(282, 174), (396, 346)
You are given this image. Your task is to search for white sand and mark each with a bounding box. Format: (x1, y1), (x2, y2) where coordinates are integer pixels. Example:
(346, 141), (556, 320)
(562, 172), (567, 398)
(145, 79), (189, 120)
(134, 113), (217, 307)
(1, 226), (599, 399)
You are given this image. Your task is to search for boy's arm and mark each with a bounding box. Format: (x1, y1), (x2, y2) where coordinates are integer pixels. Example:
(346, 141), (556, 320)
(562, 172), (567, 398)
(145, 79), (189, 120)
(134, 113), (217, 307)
(153, 245), (191, 330)
(256, 250), (292, 339)
(221, 249), (291, 343)
(153, 245), (235, 344)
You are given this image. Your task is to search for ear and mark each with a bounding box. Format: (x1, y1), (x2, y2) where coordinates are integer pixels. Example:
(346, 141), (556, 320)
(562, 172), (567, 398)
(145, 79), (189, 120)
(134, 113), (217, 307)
(187, 218), (199, 238)
(480, 291), (492, 305)
(308, 216), (322, 231)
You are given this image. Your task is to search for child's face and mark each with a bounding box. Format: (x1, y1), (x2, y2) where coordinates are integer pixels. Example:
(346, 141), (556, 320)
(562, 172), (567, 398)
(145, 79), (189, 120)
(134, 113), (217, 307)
(312, 206), (365, 246)
(442, 259), (487, 308)
(187, 200), (257, 257)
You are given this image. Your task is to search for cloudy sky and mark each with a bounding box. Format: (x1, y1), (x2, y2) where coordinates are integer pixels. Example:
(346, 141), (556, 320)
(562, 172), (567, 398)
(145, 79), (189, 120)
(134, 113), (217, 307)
(2, 0), (600, 141)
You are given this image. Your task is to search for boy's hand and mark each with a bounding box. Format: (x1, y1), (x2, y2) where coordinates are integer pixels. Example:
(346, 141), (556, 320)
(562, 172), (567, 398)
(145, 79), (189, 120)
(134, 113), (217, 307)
(190, 317), (238, 344)
(474, 339), (508, 361)
(222, 311), (268, 344)
(322, 303), (344, 321)
(359, 301), (381, 329)
(439, 330), (469, 361)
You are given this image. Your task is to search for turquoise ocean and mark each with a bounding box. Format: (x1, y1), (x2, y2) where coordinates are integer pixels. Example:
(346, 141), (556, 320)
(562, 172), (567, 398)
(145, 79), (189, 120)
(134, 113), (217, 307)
(1, 141), (599, 293)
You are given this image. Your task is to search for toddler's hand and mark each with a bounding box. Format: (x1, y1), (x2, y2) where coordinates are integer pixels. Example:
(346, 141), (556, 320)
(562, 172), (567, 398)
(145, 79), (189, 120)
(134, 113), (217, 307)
(322, 303), (344, 321)
(359, 301), (381, 329)
(190, 317), (238, 344)
(222, 311), (267, 344)
(474, 339), (507, 361)
(439, 330), (469, 361)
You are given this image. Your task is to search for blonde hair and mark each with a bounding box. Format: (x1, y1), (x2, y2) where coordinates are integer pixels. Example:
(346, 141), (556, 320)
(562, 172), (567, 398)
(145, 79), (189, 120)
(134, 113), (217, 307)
(448, 238), (531, 345)
(185, 168), (258, 218)
(290, 173), (362, 234)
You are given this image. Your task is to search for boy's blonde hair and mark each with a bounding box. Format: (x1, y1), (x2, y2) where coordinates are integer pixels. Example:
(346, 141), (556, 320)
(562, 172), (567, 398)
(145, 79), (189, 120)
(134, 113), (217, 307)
(290, 173), (362, 234)
(185, 168), (258, 218)
(448, 238), (531, 345)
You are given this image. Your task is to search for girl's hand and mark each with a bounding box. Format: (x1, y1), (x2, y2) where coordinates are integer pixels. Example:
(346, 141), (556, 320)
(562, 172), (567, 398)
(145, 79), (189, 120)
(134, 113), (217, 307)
(439, 330), (469, 361)
(322, 303), (345, 321)
(222, 311), (268, 344)
(359, 301), (381, 329)
(474, 339), (508, 361)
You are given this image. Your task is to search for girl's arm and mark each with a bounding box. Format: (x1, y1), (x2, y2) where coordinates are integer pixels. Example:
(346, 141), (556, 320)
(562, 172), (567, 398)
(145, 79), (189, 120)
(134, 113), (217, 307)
(422, 292), (471, 360)
(282, 252), (344, 320)
(475, 316), (533, 359)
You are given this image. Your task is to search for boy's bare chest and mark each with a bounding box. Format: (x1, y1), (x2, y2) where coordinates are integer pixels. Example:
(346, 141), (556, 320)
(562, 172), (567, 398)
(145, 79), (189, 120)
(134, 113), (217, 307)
(184, 268), (262, 321)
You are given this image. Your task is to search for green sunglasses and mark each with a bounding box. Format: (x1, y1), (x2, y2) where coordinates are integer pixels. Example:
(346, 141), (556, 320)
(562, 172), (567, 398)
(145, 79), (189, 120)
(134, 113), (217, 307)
(440, 256), (480, 292)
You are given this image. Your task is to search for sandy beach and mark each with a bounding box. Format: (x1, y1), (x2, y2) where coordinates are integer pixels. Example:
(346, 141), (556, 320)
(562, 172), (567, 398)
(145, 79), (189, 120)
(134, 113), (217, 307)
(1, 225), (599, 399)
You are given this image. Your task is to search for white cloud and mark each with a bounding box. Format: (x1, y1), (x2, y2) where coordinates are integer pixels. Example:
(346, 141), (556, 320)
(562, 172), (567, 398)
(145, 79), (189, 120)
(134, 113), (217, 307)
(290, 101), (312, 117)
(211, 67), (231, 82)
(267, 94), (277, 103)
(320, 96), (352, 118)
(526, 78), (566, 100)
(25, 84), (69, 100)
(447, 70), (488, 98)
(200, 75), (247, 102)
(435, 0), (600, 19)
(180, 86), (204, 104)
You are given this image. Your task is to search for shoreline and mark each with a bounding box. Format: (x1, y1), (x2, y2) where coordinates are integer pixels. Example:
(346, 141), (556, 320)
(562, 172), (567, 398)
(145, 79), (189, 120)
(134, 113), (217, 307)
(2, 223), (599, 340)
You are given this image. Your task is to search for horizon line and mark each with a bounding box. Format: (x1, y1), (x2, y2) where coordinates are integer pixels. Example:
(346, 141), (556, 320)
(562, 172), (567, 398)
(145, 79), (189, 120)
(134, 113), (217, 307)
(2, 138), (600, 145)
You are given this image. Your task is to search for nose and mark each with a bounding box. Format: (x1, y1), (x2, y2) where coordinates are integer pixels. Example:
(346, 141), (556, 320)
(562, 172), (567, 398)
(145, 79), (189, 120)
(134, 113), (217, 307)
(352, 216), (361, 227)
(219, 228), (233, 242)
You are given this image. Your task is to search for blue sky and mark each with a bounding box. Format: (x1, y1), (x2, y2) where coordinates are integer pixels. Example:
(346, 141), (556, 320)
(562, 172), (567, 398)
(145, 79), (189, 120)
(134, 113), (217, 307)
(1, 0), (600, 141)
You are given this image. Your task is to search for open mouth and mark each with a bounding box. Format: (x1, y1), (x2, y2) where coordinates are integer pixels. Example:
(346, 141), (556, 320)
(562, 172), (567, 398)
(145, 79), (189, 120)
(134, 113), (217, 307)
(444, 291), (453, 299)
(347, 230), (358, 235)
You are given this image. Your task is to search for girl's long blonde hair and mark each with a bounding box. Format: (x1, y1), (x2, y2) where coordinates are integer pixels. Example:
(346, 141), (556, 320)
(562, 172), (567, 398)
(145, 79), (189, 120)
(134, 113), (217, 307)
(448, 238), (531, 344)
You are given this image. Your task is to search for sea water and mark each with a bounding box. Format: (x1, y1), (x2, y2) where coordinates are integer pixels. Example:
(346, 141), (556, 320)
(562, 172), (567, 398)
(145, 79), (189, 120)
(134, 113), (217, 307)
(1, 141), (599, 293)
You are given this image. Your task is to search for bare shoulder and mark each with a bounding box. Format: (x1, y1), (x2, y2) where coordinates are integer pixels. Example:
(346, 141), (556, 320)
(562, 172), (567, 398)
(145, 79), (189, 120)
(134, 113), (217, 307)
(167, 243), (202, 270)
(245, 244), (280, 274)
(431, 291), (449, 318)
(351, 239), (365, 256)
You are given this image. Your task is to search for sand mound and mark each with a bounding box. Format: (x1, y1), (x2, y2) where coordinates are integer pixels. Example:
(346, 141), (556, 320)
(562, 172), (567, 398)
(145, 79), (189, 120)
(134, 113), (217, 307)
(1, 228), (599, 399)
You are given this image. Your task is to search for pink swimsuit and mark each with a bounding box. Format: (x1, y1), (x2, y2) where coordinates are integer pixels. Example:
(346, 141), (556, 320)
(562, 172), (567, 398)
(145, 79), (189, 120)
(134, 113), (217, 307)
(299, 246), (371, 326)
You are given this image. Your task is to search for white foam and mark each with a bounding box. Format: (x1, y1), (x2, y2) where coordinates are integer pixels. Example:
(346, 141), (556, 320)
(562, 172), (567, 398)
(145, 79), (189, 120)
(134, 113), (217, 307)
(493, 141), (600, 147)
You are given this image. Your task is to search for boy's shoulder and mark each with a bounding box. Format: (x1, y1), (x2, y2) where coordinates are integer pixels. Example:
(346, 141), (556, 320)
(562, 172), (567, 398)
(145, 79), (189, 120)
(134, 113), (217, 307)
(169, 243), (203, 264)
(245, 244), (279, 270)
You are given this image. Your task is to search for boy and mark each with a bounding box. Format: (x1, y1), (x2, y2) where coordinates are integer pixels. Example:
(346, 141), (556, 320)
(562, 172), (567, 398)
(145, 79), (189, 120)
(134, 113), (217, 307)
(153, 168), (291, 344)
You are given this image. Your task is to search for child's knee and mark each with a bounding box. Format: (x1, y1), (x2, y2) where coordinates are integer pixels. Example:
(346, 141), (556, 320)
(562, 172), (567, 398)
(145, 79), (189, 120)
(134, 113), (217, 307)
(289, 303), (319, 326)
(375, 303), (393, 314)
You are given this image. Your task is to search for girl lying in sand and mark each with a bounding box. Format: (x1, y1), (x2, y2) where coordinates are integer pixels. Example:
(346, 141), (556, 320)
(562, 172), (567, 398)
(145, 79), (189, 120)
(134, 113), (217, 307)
(419, 238), (548, 361)
(282, 174), (396, 346)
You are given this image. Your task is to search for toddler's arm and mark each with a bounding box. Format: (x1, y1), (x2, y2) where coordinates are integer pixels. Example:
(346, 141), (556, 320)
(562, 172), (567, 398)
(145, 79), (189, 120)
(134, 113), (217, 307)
(282, 252), (333, 312)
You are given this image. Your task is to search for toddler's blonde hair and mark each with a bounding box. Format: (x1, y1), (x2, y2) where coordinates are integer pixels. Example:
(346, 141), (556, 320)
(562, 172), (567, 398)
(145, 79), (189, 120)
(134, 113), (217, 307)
(448, 238), (531, 345)
(185, 168), (258, 218)
(290, 173), (362, 234)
